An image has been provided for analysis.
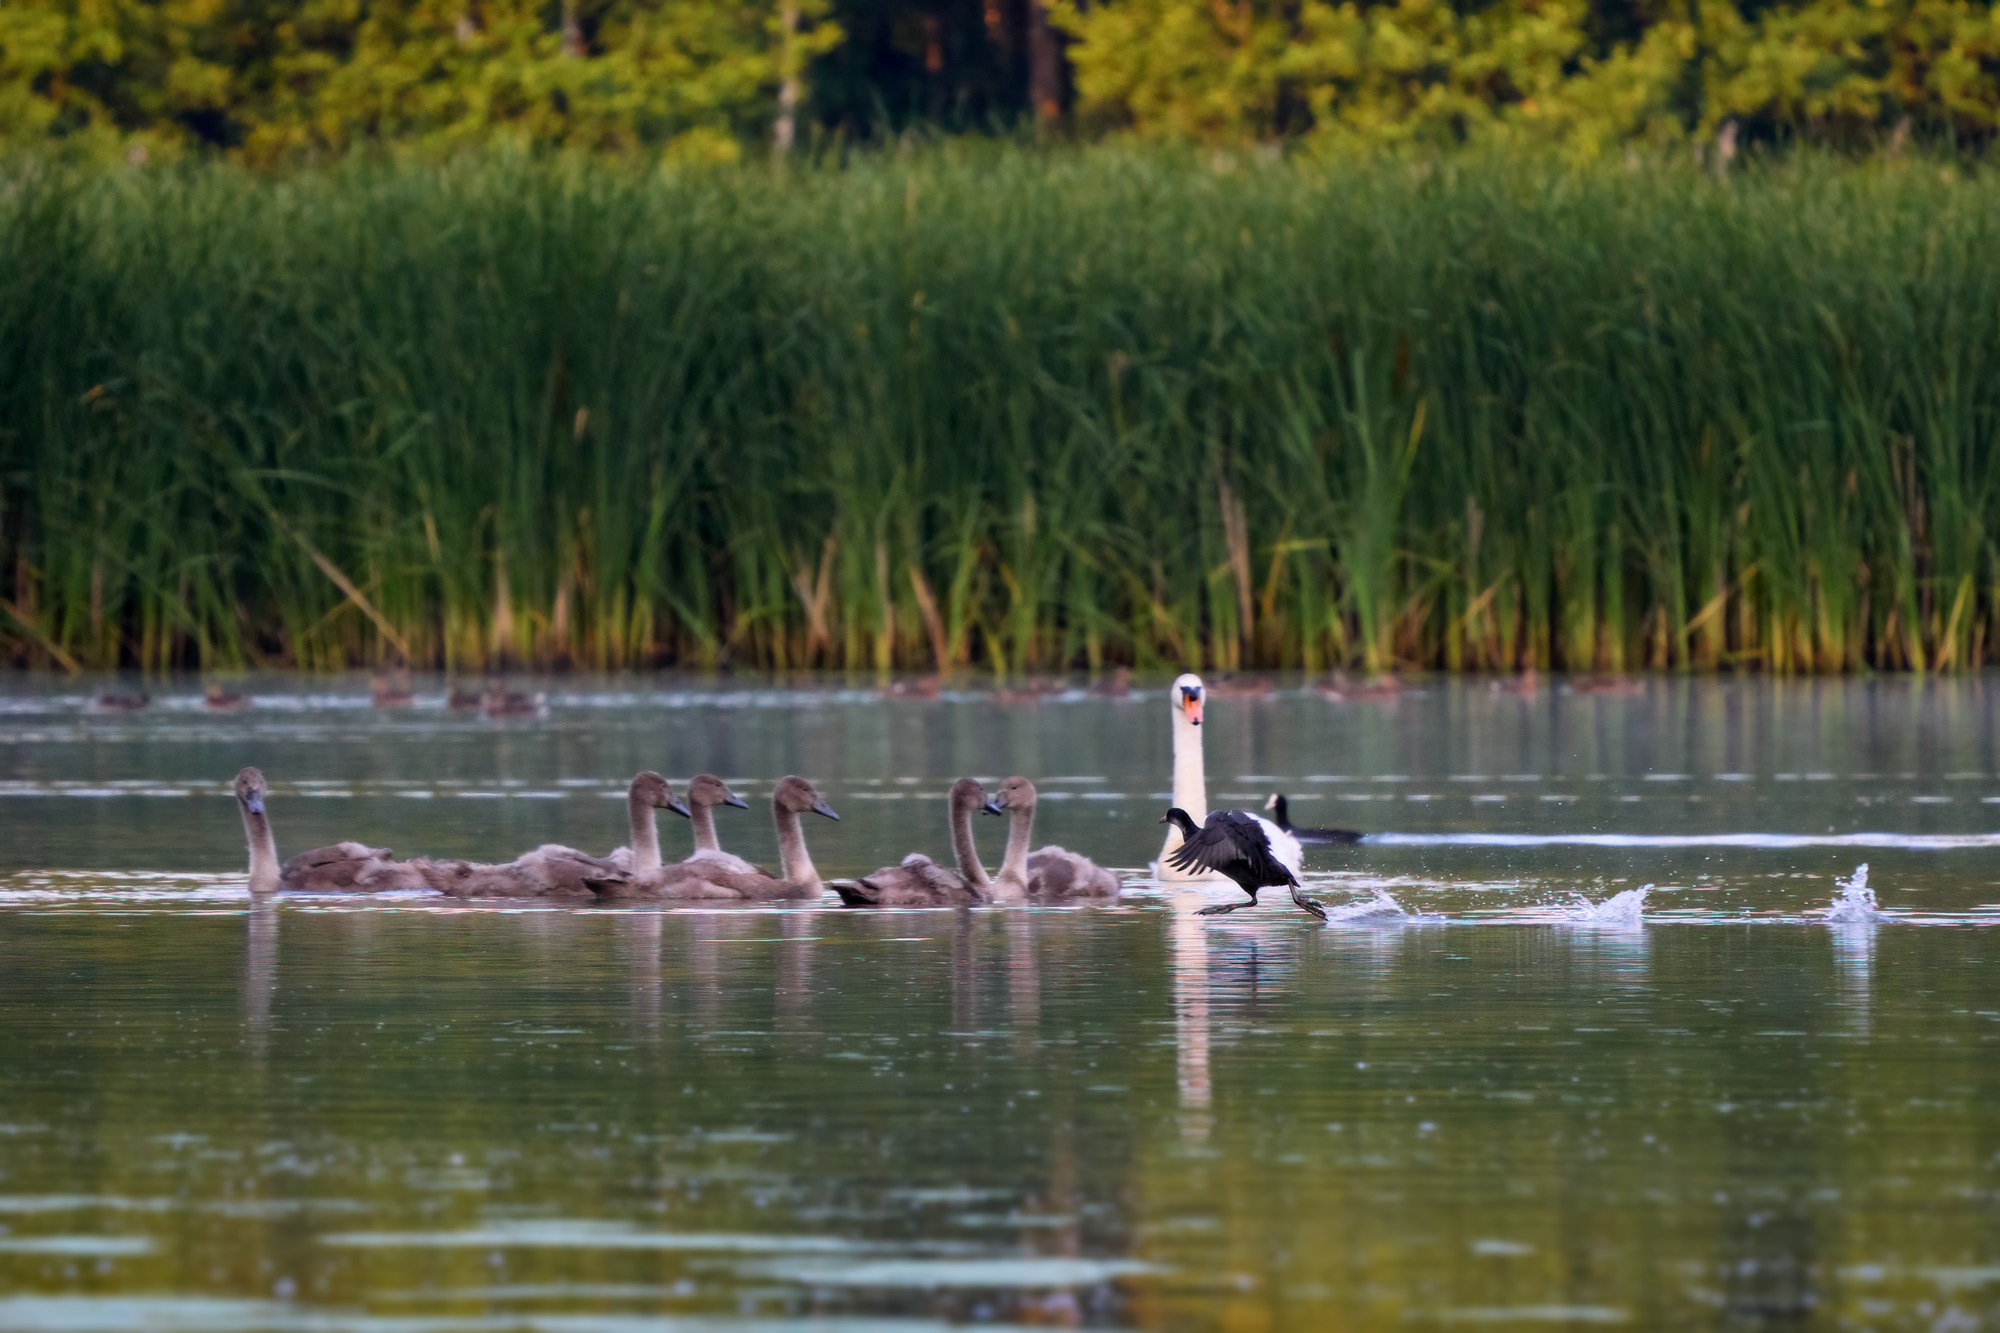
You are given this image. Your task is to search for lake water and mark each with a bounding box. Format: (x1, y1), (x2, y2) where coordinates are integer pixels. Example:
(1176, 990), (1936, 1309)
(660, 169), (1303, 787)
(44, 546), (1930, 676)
(1, 674), (1997, 1330)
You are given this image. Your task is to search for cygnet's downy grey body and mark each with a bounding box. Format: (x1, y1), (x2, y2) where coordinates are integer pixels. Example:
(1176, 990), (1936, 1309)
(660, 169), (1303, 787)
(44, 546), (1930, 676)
(992, 776), (1121, 901)
(421, 771), (689, 900)
(828, 777), (999, 907)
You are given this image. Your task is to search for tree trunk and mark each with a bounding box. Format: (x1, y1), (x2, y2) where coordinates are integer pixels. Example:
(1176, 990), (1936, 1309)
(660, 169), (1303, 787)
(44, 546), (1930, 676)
(773, 0), (800, 153)
(1027, 0), (1060, 124)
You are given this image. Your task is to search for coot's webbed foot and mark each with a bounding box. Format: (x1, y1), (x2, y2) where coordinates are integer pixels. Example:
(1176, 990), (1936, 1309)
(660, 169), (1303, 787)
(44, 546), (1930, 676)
(1195, 891), (1258, 916)
(1290, 886), (1329, 921)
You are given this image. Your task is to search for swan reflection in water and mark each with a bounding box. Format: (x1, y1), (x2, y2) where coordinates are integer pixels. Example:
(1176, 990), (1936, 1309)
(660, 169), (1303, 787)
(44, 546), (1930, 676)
(1172, 891), (1212, 1142)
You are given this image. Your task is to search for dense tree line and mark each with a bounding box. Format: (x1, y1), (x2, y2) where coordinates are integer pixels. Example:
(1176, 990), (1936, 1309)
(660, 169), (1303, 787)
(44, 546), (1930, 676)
(3, 0), (1994, 158)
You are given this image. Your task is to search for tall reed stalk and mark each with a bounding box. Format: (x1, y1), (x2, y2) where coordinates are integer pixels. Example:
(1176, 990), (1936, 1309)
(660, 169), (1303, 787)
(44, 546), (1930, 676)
(4, 148), (1998, 674)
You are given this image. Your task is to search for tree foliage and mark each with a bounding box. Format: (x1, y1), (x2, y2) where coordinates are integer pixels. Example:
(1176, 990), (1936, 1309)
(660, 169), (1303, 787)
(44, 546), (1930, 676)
(1, 0), (839, 161)
(0, 0), (1994, 158)
(1052, 0), (2000, 151)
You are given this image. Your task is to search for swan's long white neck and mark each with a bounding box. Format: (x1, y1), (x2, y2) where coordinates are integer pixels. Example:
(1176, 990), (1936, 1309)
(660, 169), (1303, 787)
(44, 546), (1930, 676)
(1159, 694), (1216, 882)
(242, 803), (280, 896)
(1172, 711), (1208, 824)
(950, 800), (993, 891)
(689, 802), (722, 855)
(775, 807), (819, 889)
(627, 790), (662, 873)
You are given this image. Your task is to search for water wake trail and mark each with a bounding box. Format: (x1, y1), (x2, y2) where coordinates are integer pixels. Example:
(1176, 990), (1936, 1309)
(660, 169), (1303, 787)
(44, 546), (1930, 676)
(1563, 886), (1650, 929)
(1368, 832), (2000, 851)
(1322, 888), (1433, 925)
(1824, 863), (1893, 926)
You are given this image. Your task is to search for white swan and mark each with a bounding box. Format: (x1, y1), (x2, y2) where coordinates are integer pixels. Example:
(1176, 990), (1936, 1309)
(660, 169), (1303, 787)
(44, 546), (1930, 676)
(1157, 671), (1300, 882)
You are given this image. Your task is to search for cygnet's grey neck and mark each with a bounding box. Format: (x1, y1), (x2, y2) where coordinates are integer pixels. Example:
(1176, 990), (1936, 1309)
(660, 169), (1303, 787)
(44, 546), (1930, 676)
(690, 802), (722, 854)
(951, 798), (993, 891)
(999, 796), (1035, 886)
(775, 808), (818, 889)
(242, 804), (280, 896)
(627, 788), (663, 873)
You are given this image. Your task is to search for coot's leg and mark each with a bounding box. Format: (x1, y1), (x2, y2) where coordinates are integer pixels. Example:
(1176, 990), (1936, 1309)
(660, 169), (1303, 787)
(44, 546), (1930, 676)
(1289, 884), (1329, 921)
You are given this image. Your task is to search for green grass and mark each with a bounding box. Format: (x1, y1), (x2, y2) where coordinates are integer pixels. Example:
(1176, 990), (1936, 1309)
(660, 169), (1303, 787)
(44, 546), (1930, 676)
(4, 146), (1999, 675)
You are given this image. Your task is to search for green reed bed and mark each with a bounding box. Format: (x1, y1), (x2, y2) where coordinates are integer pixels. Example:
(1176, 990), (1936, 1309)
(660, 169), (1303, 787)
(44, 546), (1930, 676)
(3, 148), (1998, 675)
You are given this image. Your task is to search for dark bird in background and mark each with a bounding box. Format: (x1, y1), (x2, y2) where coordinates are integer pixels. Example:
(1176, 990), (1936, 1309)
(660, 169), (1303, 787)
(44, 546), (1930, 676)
(1262, 793), (1365, 845)
(481, 680), (546, 717)
(371, 670), (414, 707)
(1159, 807), (1328, 921)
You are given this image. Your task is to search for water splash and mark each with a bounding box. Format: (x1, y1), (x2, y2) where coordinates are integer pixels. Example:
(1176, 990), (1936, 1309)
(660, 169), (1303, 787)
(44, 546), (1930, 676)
(1824, 864), (1892, 925)
(1564, 886), (1650, 929)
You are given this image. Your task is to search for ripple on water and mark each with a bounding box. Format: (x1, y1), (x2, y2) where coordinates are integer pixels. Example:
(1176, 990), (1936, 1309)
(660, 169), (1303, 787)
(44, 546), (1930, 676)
(0, 1236), (154, 1255)
(0, 1298), (1056, 1333)
(318, 1221), (871, 1251)
(749, 1257), (1163, 1287)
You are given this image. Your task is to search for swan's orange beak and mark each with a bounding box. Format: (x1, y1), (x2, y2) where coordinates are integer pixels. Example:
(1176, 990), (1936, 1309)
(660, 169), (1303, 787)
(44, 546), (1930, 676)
(1180, 685), (1202, 727)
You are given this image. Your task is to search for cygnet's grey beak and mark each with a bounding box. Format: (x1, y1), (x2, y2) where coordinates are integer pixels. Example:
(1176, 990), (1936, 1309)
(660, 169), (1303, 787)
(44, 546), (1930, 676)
(724, 793), (750, 809)
(245, 793), (265, 815)
(812, 799), (840, 821)
(982, 798), (1004, 816)
(668, 799), (691, 819)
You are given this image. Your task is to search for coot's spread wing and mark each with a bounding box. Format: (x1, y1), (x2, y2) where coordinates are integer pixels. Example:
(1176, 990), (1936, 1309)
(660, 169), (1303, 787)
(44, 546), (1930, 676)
(1163, 817), (1234, 876)
(1167, 811), (1296, 887)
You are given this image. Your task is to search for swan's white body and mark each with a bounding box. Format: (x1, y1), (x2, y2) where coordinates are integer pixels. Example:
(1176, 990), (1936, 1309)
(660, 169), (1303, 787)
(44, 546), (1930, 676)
(1158, 671), (1301, 882)
(1257, 816), (1303, 876)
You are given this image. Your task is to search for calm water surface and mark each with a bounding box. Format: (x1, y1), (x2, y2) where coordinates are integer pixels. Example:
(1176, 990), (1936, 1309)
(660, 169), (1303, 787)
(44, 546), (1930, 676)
(1, 675), (1997, 1331)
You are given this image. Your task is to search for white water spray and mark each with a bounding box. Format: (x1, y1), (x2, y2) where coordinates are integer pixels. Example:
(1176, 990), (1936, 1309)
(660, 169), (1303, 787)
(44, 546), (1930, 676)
(1824, 863), (1890, 925)
(1563, 885), (1650, 929)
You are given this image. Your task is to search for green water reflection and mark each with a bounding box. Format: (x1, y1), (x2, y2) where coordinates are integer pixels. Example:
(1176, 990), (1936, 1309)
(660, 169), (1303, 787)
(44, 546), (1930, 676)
(0, 676), (1998, 1329)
